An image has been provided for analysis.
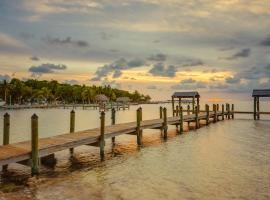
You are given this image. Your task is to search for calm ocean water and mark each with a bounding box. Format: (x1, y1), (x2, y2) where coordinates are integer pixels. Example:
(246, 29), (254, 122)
(0, 101), (270, 199)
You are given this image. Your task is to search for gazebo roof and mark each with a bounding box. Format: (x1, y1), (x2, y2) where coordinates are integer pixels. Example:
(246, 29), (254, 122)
(252, 89), (270, 97)
(95, 94), (109, 102)
(172, 91), (200, 98)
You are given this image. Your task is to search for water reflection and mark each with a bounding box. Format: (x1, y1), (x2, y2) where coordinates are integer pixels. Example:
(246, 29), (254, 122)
(0, 105), (270, 199)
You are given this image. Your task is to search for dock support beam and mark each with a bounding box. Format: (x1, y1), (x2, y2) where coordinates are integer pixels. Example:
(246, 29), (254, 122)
(2, 113), (10, 171)
(172, 96), (175, 116)
(163, 107), (168, 139)
(222, 104), (224, 120)
(206, 104), (209, 125)
(100, 111), (105, 161)
(136, 108), (142, 146)
(159, 106), (163, 119)
(231, 104), (234, 119)
(195, 106), (199, 129)
(228, 104), (231, 119)
(175, 105), (179, 131)
(31, 114), (39, 176)
(69, 110), (75, 155)
(253, 97), (257, 120)
(111, 108), (116, 144)
(192, 97), (195, 114)
(213, 104), (217, 123)
(179, 106), (183, 134)
(257, 98), (260, 120)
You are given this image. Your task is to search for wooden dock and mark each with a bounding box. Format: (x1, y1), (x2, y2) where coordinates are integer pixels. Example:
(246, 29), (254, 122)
(0, 104), (233, 175)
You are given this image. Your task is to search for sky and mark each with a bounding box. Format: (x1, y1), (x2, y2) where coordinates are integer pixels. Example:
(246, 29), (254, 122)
(0, 0), (270, 100)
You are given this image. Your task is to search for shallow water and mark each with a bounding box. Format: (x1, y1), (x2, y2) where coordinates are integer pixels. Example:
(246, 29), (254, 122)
(0, 103), (270, 200)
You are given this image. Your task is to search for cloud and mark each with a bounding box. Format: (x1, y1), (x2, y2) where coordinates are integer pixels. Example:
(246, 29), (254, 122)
(148, 53), (167, 62)
(30, 56), (40, 61)
(0, 74), (11, 82)
(226, 48), (251, 60)
(29, 63), (67, 76)
(100, 32), (114, 40)
(171, 79), (207, 90)
(112, 70), (122, 78)
(44, 36), (89, 47)
(91, 58), (145, 80)
(209, 83), (229, 90)
(231, 64), (270, 81)
(225, 76), (240, 84)
(260, 35), (270, 46)
(148, 63), (176, 77)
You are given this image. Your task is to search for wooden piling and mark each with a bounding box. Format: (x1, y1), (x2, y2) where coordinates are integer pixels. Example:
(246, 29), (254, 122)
(2, 113), (10, 171)
(231, 104), (234, 119)
(176, 105), (179, 116)
(222, 104), (225, 120)
(100, 111), (105, 161)
(159, 106), (163, 119)
(31, 114), (39, 176)
(69, 110), (75, 155)
(163, 107), (168, 139)
(179, 106), (183, 134)
(172, 96), (175, 116)
(257, 98), (260, 120)
(253, 97), (257, 120)
(206, 104), (209, 125)
(111, 108), (116, 144)
(187, 105), (190, 115)
(217, 104), (219, 111)
(192, 97), (195, 114)
(213, 104), (217, 123)
(136, 108), (142, 146)
(228, 104), (231, 119)
(195, 106), (199, 129)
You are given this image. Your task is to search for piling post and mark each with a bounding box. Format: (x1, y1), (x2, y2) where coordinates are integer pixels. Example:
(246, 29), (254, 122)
(163, 107), (168, 139)
(159, 106), (163, 119)
(31, 114), (39, 176)
(187, 104), (190, 115)
(225, 103), (228, 119)
(217, 104), (219, 111)
(176, 105), (179, 117)
(222, 104), (225, 120)
(206, 104), (209, 125)
(2, 113), (10, 171)
(172, 96), (175, 116)
(195, 106), (199, 129)
(136, 108), (142, 146)
(179, 106), (183, 134)
(69, 110), (75, 155)
(100, 111), (105, 161)
(231, 104), (234, 119)
(192, 97), (195, 114)
(253, 97), (257, 120)
(257, 98), (260, 120)
(111, 108), (116, 144)
(228, 104), (231, 119)
(213, 104), (217, 123)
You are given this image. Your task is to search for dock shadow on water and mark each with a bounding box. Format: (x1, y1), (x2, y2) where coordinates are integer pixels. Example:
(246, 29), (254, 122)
(0, 114), (270, 199)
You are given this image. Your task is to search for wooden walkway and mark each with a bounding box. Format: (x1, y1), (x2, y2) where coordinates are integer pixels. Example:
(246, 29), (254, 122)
(0, 105), (232, 175)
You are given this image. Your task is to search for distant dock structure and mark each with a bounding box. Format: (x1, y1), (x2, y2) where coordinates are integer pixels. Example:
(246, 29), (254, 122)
(252, 89), (270, 120)
(171, 91), (200, 116)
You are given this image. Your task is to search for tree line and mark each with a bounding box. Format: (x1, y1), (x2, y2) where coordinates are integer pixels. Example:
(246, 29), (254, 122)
(0, 78), (151, 105)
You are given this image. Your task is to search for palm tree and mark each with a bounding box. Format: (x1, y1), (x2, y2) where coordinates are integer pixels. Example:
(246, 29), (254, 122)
(82, 88), (96, 104)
